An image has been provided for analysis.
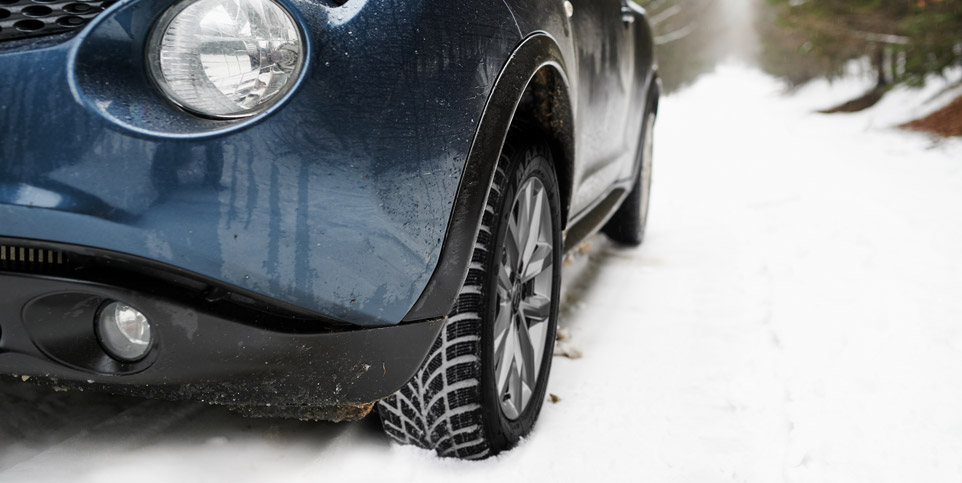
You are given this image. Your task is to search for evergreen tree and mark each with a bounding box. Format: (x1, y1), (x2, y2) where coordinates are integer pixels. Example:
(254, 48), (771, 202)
(759, 0), (962, 88)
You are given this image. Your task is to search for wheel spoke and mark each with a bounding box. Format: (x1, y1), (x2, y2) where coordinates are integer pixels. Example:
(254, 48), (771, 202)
(512, 312), (525, 376)
(522, 242), (553, 283)
(508, 358), (522, 418)
(505, 216), (522, 269)
(515, 184), (532, 257)
(498, 262), (513, 297)
(521, 186), (544, 266)
(527, 317), (547, 383)
(494, 300), (511, 348)
(520, 294), (551, 325)
(515, 311), (537, 392)
(495, 321), (515, 395)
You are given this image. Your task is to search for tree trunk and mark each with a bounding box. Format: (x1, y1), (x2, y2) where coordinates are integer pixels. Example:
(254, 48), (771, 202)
(875, 45), (889, 89)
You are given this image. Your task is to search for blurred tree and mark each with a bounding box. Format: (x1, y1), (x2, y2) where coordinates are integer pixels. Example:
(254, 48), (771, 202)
(759, 0), (962, 90)
(635, 0), (728, 93)
(900, 2), (962, 86)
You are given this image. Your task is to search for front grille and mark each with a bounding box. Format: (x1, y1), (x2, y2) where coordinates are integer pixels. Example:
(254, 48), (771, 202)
(0, 244), (67, 267)
(0, 238), (351, 330)
(0, 0), (113, 43)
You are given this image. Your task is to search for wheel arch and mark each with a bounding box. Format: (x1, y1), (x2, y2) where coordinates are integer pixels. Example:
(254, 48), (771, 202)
(511, 64), (576, 228)
(403, 32), (575, 322)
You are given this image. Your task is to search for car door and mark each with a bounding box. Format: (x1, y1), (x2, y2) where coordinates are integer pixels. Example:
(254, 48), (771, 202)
(569, 0), (636, 216)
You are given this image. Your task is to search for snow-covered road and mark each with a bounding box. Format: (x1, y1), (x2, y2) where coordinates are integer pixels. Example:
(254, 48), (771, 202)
(2, 66), (962, 483)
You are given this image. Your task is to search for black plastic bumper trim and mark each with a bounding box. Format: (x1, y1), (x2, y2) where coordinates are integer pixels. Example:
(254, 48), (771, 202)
(0, 236), (355, 330)
(0, 271), (444, 410)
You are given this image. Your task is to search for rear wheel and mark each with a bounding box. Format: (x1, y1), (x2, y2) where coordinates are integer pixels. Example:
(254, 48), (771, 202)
(377, 135), (562, 459)
(603, 110), (656, 246)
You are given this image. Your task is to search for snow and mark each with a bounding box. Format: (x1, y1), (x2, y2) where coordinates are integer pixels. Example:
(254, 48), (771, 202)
(2, 65), (962, 482)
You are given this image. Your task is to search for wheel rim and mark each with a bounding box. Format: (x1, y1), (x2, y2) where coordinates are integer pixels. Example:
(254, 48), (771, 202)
(640, 112), (655, 227)
(494, 177), (554, 421)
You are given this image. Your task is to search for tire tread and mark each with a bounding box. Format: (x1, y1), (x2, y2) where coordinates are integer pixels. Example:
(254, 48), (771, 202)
(376, 163), (509, 460)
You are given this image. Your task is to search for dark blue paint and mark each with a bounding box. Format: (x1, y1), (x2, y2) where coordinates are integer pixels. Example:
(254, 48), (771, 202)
(0, 0), (657, 327)
(1, 0), (522, 326)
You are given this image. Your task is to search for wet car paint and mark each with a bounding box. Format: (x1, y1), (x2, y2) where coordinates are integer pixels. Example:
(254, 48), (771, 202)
(0, 0), (655, 327)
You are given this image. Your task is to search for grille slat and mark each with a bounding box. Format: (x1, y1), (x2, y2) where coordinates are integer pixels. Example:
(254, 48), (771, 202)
(0, 244), (66, 266)
(0, 0), (112, 43)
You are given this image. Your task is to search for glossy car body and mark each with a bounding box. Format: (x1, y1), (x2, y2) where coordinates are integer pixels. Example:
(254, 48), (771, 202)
(0, 0), (658, 418)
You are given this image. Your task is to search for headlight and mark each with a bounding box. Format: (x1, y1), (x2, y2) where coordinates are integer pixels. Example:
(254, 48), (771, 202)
(147, 0), (304, 119)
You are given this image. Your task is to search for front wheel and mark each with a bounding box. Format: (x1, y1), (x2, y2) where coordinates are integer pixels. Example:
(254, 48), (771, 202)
(377, 135), (562, 459)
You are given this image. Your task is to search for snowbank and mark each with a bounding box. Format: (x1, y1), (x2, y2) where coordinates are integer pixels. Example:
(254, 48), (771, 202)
(2, 64), (961, 483)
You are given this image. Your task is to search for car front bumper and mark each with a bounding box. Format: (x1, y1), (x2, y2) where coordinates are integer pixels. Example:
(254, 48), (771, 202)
(0, 240), (443, 419)
(0, 0), (519, 327)
(0, 0), (523, 414)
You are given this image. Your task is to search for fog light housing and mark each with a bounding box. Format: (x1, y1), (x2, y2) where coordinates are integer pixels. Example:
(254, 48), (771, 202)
(96, 301), (152, 362)
(147, 0), (304, 119)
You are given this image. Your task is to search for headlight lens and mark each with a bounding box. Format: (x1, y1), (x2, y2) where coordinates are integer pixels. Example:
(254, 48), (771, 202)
(148, 0), (304, 119)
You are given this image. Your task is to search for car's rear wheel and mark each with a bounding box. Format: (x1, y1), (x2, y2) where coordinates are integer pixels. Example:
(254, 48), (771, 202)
(377, 133), (562, 459)
(603, 110), (656, 246)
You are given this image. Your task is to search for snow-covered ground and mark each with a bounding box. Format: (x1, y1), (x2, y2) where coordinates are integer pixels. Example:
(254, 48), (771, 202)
(2, 65), (962, 483)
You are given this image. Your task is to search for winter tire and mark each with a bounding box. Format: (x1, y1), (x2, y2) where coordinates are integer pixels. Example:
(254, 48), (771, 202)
(603, 110), (656, 246)
(377, 133), (563, 459)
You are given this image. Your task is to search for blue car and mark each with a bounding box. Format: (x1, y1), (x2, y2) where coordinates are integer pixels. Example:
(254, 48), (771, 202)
(0, 0), (659, 458)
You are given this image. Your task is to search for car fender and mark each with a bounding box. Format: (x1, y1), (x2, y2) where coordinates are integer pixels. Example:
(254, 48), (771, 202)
(404, 32), (575, 322)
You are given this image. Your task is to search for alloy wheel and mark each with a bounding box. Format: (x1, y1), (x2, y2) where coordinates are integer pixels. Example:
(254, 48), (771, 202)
(494, 177), (555, 420)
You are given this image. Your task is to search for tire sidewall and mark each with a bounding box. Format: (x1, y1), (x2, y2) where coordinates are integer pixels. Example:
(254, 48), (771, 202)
(638, 110), (656, 232)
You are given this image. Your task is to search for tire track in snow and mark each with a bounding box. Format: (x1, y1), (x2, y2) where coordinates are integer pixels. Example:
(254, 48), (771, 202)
(0, 398), (205, 480)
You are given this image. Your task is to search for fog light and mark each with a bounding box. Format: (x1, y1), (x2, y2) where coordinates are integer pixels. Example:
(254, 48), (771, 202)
(97, 301), (152, 362)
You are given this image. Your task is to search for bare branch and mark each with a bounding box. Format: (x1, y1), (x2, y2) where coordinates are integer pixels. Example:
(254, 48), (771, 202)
(852, 31), (910, 46)
(644, 0), (671, 13)
(655, 21), (699, 45)
(649, 5), (681, 27)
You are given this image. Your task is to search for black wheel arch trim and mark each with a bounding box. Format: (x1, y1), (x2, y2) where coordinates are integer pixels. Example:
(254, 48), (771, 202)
(402, 32), (573, 323)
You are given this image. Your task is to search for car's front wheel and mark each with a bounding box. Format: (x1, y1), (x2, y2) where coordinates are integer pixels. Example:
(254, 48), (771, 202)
(377, 133), (562, 459)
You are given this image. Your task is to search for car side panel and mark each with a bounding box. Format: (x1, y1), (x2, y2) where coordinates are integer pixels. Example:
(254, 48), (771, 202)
(501, 0), (654, 219)
(616, 2), (657, 182)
